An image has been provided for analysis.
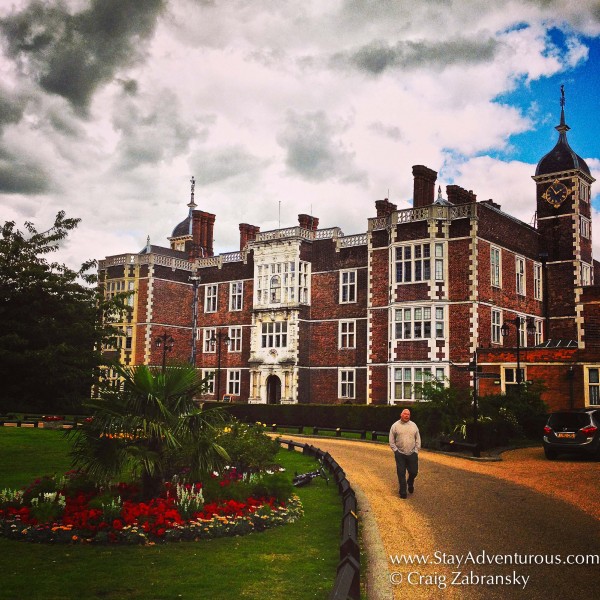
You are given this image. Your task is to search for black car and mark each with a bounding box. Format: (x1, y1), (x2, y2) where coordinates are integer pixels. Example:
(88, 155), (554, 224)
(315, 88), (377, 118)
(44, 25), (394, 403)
(543, 409), (600, 459)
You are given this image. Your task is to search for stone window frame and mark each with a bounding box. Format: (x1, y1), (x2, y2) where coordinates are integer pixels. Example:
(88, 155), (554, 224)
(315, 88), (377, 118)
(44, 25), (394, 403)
(491, 309), (502, 344)
(338, 320), (356, 349)
(227, 369), (241, 396)
(490, 246), (502, 288)
(261, 321), (288, 348)
(204, 284), (218, 313)
(229, 281), (243, 311)
(201, 369), (215, 394)
(202, 328), (216, 353)
(338, 368), (355, 399)
(228, 326), (242, 353)
(534, 262), (542, 300)
(339, 269), (357, 303)
(581, 262), (591, 286)
(394, 305), (444, 340)
(391, 365), (445, 402)
(515, 256), (526, 296)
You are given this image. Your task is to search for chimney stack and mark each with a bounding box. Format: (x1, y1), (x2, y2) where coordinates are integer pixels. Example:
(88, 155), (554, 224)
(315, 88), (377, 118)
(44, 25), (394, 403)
(298, 214), (319, 231)
(239, 223), (260, 250)
(190, 210), (216, 259)
(446, 185), (477, 205)
(412, 165), (438, 208)
(375, 199), (397, 217)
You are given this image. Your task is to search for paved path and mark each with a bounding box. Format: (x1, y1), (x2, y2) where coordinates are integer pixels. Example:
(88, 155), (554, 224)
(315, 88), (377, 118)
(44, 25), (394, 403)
(294, 438), (600, 600)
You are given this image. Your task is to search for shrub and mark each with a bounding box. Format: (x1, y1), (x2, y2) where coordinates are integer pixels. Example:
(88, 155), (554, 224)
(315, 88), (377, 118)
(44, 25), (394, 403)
(217, 420), (279, 476)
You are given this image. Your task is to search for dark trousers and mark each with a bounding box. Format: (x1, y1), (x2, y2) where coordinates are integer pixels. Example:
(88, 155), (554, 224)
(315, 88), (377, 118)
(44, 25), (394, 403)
(394, 451), (418, 495)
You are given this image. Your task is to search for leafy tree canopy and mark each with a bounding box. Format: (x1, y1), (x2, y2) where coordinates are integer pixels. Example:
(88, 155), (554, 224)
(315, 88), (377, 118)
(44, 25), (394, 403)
(0, 211), (129, 413)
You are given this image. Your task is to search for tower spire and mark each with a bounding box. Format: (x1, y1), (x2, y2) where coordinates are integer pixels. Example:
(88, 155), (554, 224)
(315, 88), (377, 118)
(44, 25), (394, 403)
(187, 176), (197, 211)
(556, 84), (570, 134)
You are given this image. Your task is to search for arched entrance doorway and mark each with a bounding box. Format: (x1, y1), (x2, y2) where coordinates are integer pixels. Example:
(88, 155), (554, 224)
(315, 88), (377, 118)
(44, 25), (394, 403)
(266, 375), (282, 404)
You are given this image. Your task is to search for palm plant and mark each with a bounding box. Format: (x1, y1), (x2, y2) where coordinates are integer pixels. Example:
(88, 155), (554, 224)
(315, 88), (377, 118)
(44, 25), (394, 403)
(69, 363), (229, 500)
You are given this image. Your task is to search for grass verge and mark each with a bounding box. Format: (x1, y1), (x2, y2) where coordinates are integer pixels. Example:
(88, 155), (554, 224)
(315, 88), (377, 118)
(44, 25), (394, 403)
(0, 428), (341, 600)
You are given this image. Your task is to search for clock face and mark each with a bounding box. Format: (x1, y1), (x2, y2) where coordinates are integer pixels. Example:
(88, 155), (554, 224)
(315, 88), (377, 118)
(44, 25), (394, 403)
(542, 180), (571, 208)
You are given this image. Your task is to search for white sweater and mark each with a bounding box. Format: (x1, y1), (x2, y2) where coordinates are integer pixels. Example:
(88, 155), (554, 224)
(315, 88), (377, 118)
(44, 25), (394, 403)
(389, 420), (421, 455)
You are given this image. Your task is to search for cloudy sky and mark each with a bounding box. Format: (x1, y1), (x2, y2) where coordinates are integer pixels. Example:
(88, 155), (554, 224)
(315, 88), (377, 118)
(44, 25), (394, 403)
(1, 0), (600, 268)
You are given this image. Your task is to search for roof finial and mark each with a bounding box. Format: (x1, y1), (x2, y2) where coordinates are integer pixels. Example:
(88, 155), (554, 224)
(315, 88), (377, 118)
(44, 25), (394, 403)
(187, 176), (197, 210)
(556, 84), (569, 134)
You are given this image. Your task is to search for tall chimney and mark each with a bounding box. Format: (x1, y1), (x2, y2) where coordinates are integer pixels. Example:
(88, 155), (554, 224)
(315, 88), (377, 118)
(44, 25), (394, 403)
(239, 223), (260, 250)
(375, 199), (397, 217)
(190, 210), (216, 259)
(298, 214), (319, 230)
(412, 165), (438, 208)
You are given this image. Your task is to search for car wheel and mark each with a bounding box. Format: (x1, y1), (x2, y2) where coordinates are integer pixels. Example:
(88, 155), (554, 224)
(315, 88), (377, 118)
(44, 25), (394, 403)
(544, 447), (558, 460)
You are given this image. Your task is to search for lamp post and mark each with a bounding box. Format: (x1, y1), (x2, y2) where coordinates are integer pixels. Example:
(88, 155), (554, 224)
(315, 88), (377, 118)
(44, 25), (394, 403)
(500, 316), (536, 396)
(155, 332), (175, 372)
(210, 329), (230, 400)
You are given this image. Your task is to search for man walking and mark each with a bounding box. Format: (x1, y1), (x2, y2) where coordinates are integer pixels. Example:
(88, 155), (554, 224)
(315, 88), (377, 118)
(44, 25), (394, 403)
(389, 409), (421, 499)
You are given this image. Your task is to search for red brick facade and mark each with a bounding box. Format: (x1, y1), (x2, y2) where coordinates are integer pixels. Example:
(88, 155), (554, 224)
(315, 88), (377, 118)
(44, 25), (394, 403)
(99, 112), (599, 411)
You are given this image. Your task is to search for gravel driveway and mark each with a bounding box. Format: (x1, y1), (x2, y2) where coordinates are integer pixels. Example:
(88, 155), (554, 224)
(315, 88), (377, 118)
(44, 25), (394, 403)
(292, 438), (600, 600)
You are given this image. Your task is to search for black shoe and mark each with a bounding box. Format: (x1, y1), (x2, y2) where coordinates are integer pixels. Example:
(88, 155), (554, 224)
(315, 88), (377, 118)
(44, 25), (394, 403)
(400, 493), (407, 499)
(408, 484), (414, 494)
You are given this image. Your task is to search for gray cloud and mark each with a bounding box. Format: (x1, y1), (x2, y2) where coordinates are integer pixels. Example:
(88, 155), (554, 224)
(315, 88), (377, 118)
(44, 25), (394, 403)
(277, 110), (367, 183)
(0, 88), (25, 128)
(111, 89), (202, 170)
(0, 0), (165, 112)
(369, 121), (403, 141)
(0, 147), (53, 194)
(191, 146), (269, 186)
(332, 37), (499, 74)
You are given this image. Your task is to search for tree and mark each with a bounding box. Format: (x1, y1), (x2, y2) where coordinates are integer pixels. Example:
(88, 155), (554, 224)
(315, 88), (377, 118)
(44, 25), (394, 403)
(0, 211), (128, 413)
(69, 363), (229, 500)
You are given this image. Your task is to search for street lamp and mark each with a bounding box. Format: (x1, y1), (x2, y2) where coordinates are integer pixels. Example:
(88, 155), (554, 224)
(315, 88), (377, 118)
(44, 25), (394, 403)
(210, 330), (230, 400)
(155, 333), (175, 372)
(500, 316), (535, 396)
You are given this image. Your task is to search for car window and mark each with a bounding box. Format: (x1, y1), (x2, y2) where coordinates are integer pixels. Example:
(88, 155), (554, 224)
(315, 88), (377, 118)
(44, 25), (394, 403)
(548, 413), (591, 430)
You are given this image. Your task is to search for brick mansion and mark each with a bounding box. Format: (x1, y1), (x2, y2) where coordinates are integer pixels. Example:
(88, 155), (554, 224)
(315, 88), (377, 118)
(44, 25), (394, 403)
(100, 97), (600, 411)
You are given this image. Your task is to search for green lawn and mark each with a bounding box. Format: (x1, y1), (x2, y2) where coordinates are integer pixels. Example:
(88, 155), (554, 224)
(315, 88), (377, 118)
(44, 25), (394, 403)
(0, 428), (341, 600)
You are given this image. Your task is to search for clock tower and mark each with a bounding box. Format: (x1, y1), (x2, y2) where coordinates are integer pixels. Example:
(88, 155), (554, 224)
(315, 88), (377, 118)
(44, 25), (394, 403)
(533, 86), (595, 341)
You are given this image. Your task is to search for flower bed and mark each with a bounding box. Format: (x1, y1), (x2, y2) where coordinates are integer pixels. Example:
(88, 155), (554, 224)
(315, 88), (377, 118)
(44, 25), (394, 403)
(0, 472), (303, 545)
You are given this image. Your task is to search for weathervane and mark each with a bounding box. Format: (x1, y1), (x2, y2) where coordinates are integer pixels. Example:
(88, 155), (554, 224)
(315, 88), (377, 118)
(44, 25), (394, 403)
(188, 176), (197, 209)
(560, 84), (565, 108)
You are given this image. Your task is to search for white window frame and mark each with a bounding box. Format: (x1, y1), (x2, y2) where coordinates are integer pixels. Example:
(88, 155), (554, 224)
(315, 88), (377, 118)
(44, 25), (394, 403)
(534, 263), (542, 301)
(204, 284), (218, 313)
(339, 320), (356, 349)
(580, 182), (590, 203)
(394, 306), (444, 340)
(580, 217), (591, 239)
(491, 309), (502, 344)
(535, 320), (543, 346)
(229, 281), (243, 311)
(261, 321), (288, 348)
(395, 243), (430, 284)
(339, 369), (355, 399)
(490, 246), (502, 288)
(228, 326), (242, 352)
(203, 328), (216, 353)
(392, 366), (445, 402)
(503, 366), (526, 391)
(227, 370), (241, 396)
(201, 369), (215, 395)
(515, 256), (525, 296)
(340, 270), (357, 303)
(587, 367), (600, 406)
(581, 263), (591, 286)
